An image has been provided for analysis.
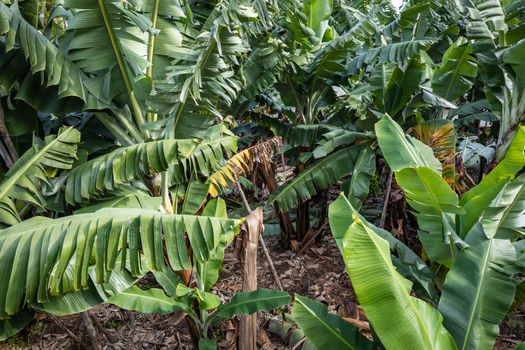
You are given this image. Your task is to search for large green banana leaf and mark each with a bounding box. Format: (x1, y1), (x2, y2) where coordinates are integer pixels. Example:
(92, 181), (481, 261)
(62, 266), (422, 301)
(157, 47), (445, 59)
(75, 190), (162, 214)
(482, 175), (525, 239)
(64, 0), (151, 74)
(136, 0), (185, 80)
(431, 37), (477, 102)
(460, 126), (525, 235)
(270, 146), (360, 211)
(148, 2), (253, 139)
(0, 208), (239, 319)
(64, 135), (237, 204)
(466, 0), (507, 42)
(383, 57), (426, 116)
(247, 113), (337, 147)
(292, 294), (376, 350)
(348, 40), (435, 74)
(198, 198), (237, 291)
(0, 309), (33, 341)
(376, 115), (463, 266)
(35, 266), (141, 316)
(375, 114), (442, 173)
(342, 215), (457, 350)
(0, 3), (106, 112)
(329, 194), (438, 303)
(304, 0), (333, 41)
(438, 224), (516, 350)
(371, 63), (395, 112)
(396, 167), (465, 267)
(0, 127), (80, 226)
(312, 129), (371, 159)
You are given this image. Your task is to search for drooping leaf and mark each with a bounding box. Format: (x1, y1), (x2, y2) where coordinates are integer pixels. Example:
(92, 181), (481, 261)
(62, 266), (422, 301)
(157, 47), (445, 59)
(383, 58), (426, 116)
(0, 127), (80, 226)
(248, 113), (336, 147)
(270, 146), (359, 211)
(466, 0), (508, 42)
(208, 138), (280, 197)
(199, 198), (236, 291)
(35, 267), (140, 316)
(0, 308), (33, 341)
(65, 136), (237, 204)
(349, 39), (435, 74)
(0, 3), (106, 112)
(343, 145), (376, 210)
(0, 208), (239, 318)
(75, 191), (162, 214)
(148, 4), (253, 139)
(153, 267), (182, 298)
(64, 0), (152, 74)
(312, 129), (371, 159)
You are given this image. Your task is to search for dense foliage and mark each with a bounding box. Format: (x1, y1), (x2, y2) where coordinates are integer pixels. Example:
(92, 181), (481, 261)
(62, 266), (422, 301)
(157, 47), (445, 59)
(0, 0), (524, 349)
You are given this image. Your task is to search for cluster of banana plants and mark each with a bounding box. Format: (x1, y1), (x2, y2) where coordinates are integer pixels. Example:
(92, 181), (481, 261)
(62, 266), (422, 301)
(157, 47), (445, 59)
(229, 0), (525, 249)
(0, 0), (295, 347)
(290, 114), (525, 350)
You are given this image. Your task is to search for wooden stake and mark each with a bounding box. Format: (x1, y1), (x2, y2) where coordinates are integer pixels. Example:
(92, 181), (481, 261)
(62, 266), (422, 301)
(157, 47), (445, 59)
(239, 207), (263, 350)
(237, 183), (283, 291)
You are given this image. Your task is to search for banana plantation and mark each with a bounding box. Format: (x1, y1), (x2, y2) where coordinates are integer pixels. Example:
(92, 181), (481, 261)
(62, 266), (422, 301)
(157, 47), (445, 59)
(0, 0), (524, 349)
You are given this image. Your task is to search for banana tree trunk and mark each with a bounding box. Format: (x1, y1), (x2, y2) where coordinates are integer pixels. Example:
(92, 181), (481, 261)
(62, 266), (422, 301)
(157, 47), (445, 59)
(296, 200), (310, 242)
(258, 160), (295, 245)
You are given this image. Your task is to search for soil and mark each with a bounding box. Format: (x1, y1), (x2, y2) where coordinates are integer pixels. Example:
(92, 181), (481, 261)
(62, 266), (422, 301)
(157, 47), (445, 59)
(0, 235), (523, 350)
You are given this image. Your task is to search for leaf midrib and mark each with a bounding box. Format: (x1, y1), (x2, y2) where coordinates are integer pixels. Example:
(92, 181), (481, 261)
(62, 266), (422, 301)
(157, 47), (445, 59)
(363, 223), (437, 349)
(494, 183), (525, 233)
(297, 298), (358, 350)
(460, 238), (492, 350)
(216, 294), (288, 317)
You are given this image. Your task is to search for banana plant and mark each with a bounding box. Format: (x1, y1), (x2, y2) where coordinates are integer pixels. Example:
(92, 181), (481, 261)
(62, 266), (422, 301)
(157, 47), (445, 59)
(0, 0), (280, 345)
(297, 115), (524, 350)
(232, 0), (470, 244)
